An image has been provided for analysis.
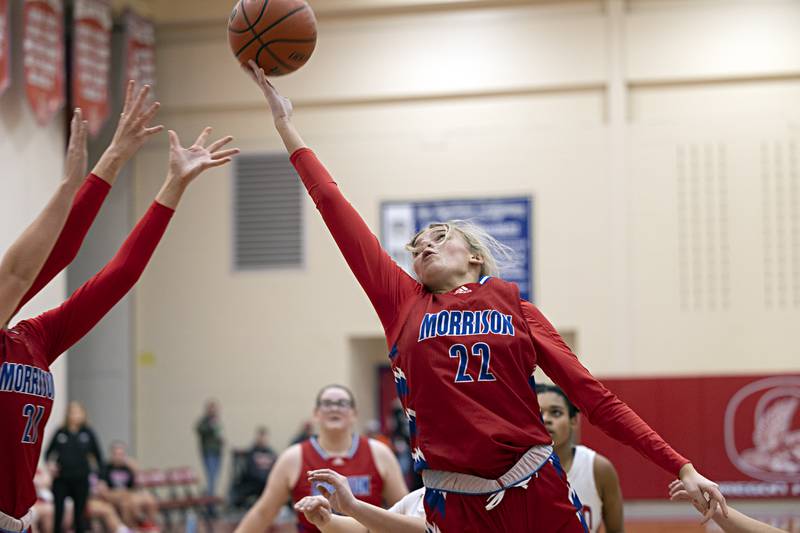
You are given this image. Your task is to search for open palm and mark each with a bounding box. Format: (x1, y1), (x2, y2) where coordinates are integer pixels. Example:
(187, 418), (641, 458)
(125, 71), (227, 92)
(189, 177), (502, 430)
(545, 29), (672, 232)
(168, 127), (239, 184)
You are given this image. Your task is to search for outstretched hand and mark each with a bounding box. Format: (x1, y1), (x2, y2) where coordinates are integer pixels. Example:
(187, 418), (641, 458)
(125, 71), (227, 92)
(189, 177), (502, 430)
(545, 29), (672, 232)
(675, 465), (729, 524)
(307, 468), (359, 516)
(294, 496), (332, 528)
(64, 108), (88, 185)
(167, 127), (239, 185)
(247, 60), (293, 123)
(109, 81), (164, 161)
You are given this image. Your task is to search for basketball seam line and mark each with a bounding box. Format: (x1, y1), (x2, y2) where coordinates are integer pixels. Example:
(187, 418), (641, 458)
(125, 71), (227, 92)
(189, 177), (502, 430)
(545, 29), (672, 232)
(258, 44), (293, 73)
(230, 0), (270, 34)
(235, 5), (309, 58)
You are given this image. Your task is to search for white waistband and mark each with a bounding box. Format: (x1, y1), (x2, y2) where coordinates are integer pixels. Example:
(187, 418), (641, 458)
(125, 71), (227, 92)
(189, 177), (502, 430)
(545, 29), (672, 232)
(421, 444), (554, 496)
(0, 508), (34, 532)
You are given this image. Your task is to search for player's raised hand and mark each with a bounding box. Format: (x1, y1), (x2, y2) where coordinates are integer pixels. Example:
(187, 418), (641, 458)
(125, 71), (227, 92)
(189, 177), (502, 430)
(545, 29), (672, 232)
(110, 81), (164, 159)
(294, 496), (332, 528)
(307, 468), (359, 516)
(167, 127), (239, 185)
(248, 60), (293, 123)
(677, 464), (728, 524)
(155, 127), (239, 209)
(93, 81), (165, 184)
(63, 108), (88, 186)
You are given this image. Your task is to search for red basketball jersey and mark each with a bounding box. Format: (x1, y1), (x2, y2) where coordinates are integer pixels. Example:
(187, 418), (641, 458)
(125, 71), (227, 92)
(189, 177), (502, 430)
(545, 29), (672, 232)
(391, 276), (550, 480)
(0, 323), (56, 518)
(292, 435), (384, 533)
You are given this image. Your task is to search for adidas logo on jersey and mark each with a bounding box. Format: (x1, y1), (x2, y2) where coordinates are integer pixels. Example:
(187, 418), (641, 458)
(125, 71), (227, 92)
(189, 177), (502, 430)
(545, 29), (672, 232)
(454, 286), (471, 294)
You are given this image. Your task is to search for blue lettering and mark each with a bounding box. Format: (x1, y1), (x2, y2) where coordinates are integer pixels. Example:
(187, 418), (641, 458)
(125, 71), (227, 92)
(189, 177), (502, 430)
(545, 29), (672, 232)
(347, 476), (372, 496)
(462, 311), (475, 335)
(0, 363), (14, 391)
(31, 368), (39, 395)
(436, 311), (450, 336)
(419, 314), (437, 341)
(480, 310), (490, 334)
(449, 311), (462, 335)
(502, 314), (514, 335)
(14, 365), (24, 391)
(490, 311), (502, 334)
(22, 366), (32, 393)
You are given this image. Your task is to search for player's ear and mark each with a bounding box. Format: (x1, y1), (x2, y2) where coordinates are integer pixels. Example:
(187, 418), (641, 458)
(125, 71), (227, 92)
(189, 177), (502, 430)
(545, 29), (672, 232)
(469, 254), (484, 265)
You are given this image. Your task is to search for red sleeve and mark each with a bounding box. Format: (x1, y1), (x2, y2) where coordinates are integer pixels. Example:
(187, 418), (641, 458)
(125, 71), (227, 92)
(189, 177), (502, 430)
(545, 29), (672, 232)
(290, 148), (419, 334)
(520, 300), (689, 476)
(29, 201), (174, 363)
(14, 174), (111, 313)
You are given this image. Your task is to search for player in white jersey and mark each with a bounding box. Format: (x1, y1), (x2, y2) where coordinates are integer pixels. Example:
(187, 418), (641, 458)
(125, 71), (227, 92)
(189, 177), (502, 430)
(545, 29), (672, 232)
(537, 385), (624, 533)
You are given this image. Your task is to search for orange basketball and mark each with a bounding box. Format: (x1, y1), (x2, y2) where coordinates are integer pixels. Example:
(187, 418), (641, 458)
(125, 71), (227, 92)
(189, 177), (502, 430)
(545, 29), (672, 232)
(228, 0), (317, 76)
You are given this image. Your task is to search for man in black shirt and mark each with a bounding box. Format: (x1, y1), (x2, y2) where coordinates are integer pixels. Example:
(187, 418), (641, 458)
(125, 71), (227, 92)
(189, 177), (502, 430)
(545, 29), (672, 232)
(232, 427), (277, 507)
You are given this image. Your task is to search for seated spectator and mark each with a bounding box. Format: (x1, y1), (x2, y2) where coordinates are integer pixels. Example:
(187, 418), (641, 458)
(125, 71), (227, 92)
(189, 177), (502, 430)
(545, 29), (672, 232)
(34, 465), (131, 533)
(97, 441), (161, 531)
(232, 427), (277, 507)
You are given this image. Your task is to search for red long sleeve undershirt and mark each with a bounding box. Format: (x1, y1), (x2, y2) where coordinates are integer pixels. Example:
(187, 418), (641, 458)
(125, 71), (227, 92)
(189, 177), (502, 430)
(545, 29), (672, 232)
(14, 174), (110, 314)
(291, 147), (689, 476)
(18, 201), (173, 363)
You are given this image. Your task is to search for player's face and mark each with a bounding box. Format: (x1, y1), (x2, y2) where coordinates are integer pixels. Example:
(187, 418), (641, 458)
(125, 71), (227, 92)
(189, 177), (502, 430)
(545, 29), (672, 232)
(314, 387), (356, 433)
(411, 226), (479, 290)
(538, 392), (575, 448)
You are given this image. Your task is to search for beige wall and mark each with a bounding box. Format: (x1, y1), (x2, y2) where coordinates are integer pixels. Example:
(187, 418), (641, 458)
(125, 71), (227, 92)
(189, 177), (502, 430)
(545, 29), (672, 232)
(0, 20), (68, 444)
(132, 0), (800, 475)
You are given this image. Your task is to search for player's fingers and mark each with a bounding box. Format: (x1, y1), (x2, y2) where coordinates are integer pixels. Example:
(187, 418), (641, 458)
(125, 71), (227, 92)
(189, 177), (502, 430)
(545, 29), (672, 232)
(709, 487), (728, 517)
(135, 101), (161, 128)
(122, 80), (136, 114)
(145, 125), (165, 136)
(129, 84), (151, 118)
(168, 130), (180, 150)
(202, 158), (233, 170)
(207, 135), (234, 153)
(210, 148), (240, 161)
(669, 489), (690, 502)
(194, 126), (212, 147)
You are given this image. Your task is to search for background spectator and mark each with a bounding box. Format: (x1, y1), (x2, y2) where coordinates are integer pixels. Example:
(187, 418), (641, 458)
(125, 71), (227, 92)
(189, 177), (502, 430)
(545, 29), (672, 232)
(45, 401), (103, 533)
(195, 399), (224, 496)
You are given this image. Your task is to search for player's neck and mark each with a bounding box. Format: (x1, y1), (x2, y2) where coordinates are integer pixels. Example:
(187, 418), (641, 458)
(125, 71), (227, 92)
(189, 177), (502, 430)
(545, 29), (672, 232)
(318, 430), (354, 455)
(555, 441), (575, 473)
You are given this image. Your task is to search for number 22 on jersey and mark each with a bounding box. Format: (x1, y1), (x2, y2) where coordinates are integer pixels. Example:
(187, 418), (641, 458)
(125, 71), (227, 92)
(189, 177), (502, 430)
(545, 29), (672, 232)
(449, 342), (496, 383)
(21, 403), (46, 444)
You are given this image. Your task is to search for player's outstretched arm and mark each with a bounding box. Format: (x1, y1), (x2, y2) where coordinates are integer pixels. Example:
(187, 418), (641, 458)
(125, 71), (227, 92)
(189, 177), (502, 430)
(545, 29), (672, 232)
(522, 300), (727, 522)
(235, 445), (300, 533)
(669, 480), (784, 533)
(246, 62), (419, 333)
(247, 60), (306, 154)
(15, 83), (164, 315)
(25, 127), (238, 361)
(0, 110), (88, 327)
(307, 469), (425, 533)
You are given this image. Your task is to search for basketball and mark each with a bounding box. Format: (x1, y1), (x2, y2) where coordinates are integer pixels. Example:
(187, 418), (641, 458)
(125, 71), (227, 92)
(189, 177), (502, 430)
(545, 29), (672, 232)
(228, 0), (317, 76)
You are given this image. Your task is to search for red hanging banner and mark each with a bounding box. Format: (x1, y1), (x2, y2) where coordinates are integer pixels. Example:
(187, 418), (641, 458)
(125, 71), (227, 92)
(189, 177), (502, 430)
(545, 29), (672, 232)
(23, 0), (65, 125)
(124, 10), (155, 91)
(0, 0), (10, 96)
(73, 0), (111, 136)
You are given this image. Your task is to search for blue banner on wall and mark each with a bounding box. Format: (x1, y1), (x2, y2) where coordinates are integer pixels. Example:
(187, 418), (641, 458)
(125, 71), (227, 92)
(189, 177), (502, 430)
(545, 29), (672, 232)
(381, 197), (533, 302)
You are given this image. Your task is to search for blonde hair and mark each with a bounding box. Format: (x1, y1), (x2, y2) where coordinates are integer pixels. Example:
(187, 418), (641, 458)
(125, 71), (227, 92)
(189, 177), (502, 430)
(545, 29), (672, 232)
(406, 220), (516, 278)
